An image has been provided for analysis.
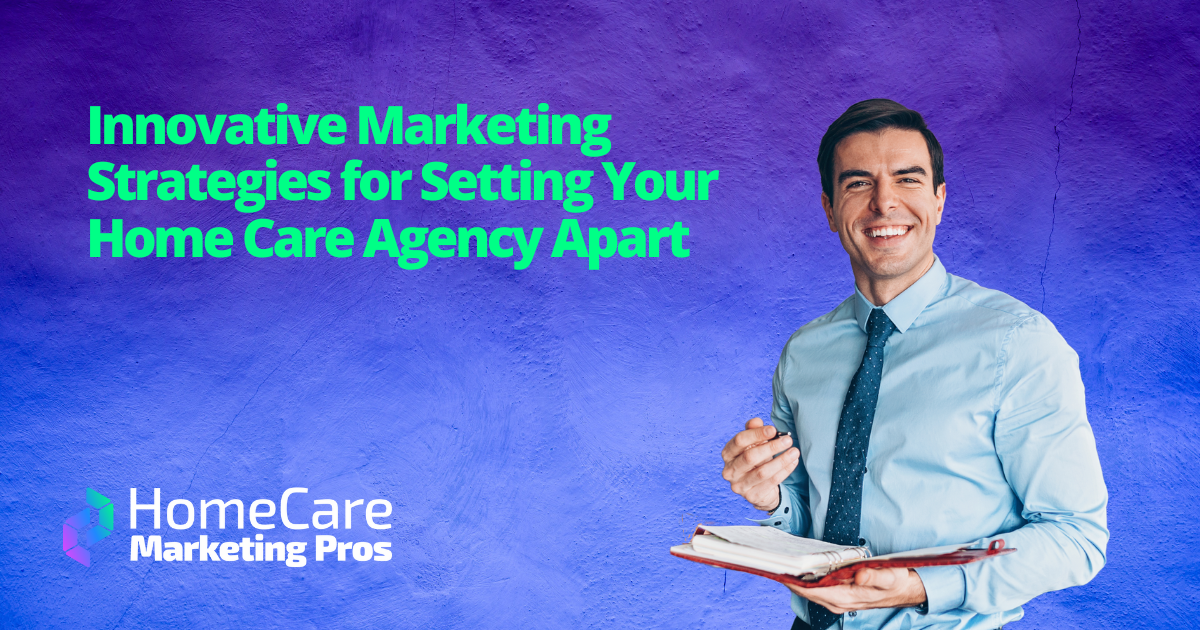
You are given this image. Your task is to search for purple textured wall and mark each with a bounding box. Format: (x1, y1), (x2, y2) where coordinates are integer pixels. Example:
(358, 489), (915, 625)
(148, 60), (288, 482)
(2, 0), (1198, 627)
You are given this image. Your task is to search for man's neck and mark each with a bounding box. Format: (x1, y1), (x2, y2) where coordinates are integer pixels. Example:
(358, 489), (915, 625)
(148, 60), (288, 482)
(853, 254), (936, 307)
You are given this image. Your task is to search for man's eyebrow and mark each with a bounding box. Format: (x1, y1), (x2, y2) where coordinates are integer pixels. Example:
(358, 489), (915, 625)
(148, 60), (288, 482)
(893, 166), (928, 177)
(836, 169), (872, 184)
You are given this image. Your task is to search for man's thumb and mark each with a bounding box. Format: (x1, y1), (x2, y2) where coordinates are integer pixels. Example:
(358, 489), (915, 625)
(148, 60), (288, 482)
(854, 568), (891, 588)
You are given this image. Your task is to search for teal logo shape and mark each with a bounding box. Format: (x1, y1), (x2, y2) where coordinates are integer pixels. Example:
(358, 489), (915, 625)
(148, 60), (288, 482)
(63, 488), (113, 566)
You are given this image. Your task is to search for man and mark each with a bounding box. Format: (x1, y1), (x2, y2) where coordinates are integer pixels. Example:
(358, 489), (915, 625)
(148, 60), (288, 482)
(720, 99), (1107, 629)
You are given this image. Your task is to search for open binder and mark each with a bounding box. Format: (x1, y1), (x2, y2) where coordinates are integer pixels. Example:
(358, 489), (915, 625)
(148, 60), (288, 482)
(670, 525), (1014, 588)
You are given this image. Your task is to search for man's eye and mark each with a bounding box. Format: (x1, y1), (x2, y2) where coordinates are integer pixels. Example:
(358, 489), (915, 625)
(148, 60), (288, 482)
(900, 178), (919, 183)
(847, 181), (868, 188)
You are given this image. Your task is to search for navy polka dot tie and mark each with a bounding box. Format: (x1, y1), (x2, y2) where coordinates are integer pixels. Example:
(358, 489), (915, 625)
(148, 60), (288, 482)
(808, 308), (897, 630)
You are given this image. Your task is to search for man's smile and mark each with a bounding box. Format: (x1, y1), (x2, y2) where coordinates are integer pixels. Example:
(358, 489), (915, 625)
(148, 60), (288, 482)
(863, 225), (912, 240)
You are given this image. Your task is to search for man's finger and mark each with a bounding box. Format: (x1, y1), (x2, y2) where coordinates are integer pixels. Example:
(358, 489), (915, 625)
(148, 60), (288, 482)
(729, 447), (798, 496)
(743, 446), (799, 486)
(721, 422), (779, 462)
(724, 436), (792, 482)
(732, 422), (778, 451)
(765, 448), (800, 485)
(744, 417), (764, 430)
(725, 434), (794, 478)
(785, 584), (852, 614)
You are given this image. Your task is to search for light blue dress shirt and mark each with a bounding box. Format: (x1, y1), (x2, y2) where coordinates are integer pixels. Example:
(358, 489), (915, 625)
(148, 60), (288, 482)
(753, 257), (1108, 629)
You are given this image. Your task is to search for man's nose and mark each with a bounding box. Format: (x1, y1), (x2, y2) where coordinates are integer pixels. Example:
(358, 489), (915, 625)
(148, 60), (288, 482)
(871, 179), (900, 213)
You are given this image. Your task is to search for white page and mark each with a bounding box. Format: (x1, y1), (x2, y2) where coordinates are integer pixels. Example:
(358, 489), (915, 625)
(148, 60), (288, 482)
(691, 535), (848, 575)
(673, 543), (811, 577)
(863, 543), (967, 561)
(701, 525), (860, 558)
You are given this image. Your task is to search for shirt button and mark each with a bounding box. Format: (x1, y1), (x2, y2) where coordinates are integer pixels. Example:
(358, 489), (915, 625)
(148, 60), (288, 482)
(858, 538), (866, 546)
(848, 611), (857, 617)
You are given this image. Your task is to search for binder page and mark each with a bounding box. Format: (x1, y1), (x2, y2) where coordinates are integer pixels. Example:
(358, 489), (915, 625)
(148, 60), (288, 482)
(701, 525), (861, 558)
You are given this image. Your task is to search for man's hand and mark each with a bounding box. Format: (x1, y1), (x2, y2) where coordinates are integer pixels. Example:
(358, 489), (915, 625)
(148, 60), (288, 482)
(787, 568), (927, 614)
(721, 417), (800, 512)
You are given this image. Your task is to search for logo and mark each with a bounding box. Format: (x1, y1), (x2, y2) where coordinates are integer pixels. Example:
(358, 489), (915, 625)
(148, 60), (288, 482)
(63, 488), (114, 566)
(60, 487), (395, 568)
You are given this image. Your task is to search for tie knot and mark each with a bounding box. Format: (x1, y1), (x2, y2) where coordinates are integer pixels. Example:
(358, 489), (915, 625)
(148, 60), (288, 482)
(866, 308), (896, 347)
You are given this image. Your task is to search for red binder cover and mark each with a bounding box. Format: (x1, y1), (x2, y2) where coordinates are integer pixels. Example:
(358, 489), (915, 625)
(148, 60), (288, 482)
(671, 526), (1015, 588)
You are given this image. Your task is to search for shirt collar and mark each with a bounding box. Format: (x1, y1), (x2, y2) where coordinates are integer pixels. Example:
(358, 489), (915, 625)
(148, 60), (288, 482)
(853, 256), (947, 334)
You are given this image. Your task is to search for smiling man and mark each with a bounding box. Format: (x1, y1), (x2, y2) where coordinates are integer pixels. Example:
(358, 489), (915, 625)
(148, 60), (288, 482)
(720, 100), (1108, 629)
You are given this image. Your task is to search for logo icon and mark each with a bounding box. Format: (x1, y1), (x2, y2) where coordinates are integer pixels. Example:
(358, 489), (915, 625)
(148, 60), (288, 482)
(63, 488), (114, 566)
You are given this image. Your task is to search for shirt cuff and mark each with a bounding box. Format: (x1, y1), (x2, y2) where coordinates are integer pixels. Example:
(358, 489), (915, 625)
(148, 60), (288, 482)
(912, 565), (966, 615)
(749, 486), (795, 533)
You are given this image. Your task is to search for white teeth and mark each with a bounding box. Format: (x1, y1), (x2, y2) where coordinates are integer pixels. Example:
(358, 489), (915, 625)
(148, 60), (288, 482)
(868, 226), (909, 237)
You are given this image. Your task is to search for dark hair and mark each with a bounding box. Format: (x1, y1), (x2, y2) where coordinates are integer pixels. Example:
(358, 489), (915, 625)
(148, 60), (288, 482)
(817, 99), (944, 200)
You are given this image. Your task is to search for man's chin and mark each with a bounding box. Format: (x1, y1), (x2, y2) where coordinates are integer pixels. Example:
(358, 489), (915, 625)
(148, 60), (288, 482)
(856, 253), (932, 283)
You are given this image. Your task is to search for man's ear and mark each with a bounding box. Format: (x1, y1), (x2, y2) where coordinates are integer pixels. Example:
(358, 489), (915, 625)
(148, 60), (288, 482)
(821, 192), (838, 232)
(933, 183), (946, 226)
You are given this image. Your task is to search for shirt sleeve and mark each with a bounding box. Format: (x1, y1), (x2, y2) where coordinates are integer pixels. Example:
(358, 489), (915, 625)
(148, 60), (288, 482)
(958, 313), (1109, 613)
(913, 565), (966, 614)
(751, 342), (813, 537)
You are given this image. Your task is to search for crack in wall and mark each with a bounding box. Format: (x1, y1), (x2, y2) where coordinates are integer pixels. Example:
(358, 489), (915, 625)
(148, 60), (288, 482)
(111, 275), (383, 629)
(109, 564), (155, 630)
(1041, 0), (1083, 312)
(182, 272), (385, 495)
(181, 350), (292, 495)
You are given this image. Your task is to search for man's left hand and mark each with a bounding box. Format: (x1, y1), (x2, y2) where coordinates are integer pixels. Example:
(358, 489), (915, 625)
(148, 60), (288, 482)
(787, 568), (927, 614)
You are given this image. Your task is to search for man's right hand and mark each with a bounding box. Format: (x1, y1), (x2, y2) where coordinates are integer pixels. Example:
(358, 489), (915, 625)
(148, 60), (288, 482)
(721, 417), (800, 512)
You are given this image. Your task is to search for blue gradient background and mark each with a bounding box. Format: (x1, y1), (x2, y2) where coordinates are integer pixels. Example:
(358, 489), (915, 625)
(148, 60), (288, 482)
(2, 0), (1197, 627)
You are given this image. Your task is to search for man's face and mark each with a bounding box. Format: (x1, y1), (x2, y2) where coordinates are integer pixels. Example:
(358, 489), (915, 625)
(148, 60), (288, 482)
(821, 127), (946, 290)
